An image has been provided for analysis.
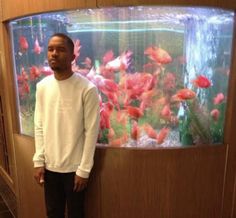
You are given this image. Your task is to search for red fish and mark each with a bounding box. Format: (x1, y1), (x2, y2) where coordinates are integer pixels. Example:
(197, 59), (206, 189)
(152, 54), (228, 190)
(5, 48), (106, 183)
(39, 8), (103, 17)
(30, 66), (41, 80)
(39, 66), (53, 76)
(171, 88), (196, 101)
(34, 37), (42, 54)
(143, 124), (158, 139)
(210, 109), (220, 121)
(19, 36), (29, 52)
(98, 78), (119, 93)
(144, 46), (172, 65)
(102, 50), (114, 64)
(160, 105), (172, 120)
(105, 50), (132, 71)
(116, 111), (128, 125)
(17, 67), (29, 83)
(213, 93), (224, 105)
(109, 134), (128, 147)
(99, 108), (111, 129)
(131, 121), (140, 141)
(126, 106), (143, 120)
(192, 75), (211, 88)
(163, 72), (176, 91)
(156, 127), (170, 144)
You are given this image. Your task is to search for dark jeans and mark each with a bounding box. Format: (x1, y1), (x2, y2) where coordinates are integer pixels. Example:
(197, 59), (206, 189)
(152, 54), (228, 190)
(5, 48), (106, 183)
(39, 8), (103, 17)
(44, 169), (85, 218)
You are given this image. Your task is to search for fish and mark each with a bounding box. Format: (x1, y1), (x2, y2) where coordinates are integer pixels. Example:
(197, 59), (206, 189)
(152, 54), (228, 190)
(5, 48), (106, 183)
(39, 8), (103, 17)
(144, 46), (172, 65)
(19, 36), (29, 52)
(19, 81), (30, 98)
(105, 50), (132, 71)
(143, 124), (158, 139)
(192, 75), (211, 88)
(160, 104), (172, 120)
(210, 109), (220, 121)
(156, 127), (170, 144)
(171, 88), (196, 101)
(39, 66), (53, 76)
(33, 37), (42, 55)
(116, 110), (128, 125)
(109, 133), (128, 147)
(73, 39), (81, 62)
(81, 57), (92, 69)
(102, 50), (114, 65)
(163, 72), (176, 91)
(30, 66), (41, 80)
(213, 93), (224, 105)
(17, 67), (29, 83)
(131, 121), (140, 141)
(99, 108), (111, 129)
(126, 106), (144, 120)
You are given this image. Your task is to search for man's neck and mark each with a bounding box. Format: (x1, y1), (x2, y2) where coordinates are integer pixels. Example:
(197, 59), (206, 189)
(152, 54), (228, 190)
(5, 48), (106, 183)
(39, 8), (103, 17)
(54, 71), (73, 81)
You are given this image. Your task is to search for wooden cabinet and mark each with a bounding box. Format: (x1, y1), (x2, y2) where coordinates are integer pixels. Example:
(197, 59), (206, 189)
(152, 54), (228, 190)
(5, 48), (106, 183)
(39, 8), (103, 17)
(1, 0), (97, 21)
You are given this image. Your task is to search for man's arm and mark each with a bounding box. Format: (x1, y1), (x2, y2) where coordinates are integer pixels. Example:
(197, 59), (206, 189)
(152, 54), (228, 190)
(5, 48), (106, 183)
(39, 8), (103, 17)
(76, 86), (100, 179)
(33, 84), (45, 184)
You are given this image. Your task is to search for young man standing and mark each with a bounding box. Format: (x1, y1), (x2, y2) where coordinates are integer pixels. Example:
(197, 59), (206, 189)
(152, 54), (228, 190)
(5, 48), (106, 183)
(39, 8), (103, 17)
(33, 33), (100, 218)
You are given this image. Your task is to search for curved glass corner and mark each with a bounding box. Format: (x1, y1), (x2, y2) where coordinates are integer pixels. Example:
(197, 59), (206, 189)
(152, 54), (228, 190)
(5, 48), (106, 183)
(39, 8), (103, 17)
(9, 6), (234, 148)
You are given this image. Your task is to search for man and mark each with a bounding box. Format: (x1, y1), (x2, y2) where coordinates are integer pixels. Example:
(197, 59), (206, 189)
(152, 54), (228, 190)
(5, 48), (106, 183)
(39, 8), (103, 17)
(33, 33), (100, 218)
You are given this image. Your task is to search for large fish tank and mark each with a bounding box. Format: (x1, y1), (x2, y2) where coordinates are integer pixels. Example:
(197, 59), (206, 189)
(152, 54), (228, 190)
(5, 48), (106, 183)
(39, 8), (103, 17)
(9, 6), (234, 148)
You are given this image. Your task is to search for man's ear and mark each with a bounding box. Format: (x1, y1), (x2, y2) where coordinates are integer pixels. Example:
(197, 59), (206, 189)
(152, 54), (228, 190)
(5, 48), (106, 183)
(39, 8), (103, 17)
(72, 54), (76, 61)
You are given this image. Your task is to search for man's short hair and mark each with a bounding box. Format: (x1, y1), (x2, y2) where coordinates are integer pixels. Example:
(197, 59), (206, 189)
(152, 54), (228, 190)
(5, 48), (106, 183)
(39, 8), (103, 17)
(49, 33), (74, 54)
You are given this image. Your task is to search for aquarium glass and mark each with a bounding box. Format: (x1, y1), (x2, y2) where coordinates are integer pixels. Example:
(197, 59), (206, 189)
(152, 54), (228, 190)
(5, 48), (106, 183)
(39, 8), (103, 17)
(9, 6), (234, 148)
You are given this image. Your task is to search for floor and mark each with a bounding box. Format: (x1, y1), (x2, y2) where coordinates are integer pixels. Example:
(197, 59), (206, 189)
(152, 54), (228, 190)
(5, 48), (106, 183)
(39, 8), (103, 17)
(0, 195), (14, 218)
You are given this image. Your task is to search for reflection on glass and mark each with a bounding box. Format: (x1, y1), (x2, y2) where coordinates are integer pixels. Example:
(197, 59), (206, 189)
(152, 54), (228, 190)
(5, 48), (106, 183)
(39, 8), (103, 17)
(9, 7), (234, 147)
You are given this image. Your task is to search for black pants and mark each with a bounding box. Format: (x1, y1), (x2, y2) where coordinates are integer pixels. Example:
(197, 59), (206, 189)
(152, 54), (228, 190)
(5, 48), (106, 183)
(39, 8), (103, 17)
(44, 169), (85, 218)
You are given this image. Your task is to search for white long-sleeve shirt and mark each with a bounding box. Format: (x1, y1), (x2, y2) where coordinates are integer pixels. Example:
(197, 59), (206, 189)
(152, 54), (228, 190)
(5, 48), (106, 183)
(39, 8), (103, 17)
(33, 73), (100, 178)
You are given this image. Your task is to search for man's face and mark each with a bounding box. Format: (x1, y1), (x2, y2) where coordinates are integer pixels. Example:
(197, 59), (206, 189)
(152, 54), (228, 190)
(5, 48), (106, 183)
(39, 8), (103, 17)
(47, 36), (74, 72)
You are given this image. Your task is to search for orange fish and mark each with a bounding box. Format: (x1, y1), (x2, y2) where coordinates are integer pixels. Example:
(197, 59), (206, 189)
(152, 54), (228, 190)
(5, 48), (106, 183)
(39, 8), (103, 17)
(108, 128), (115, 139)
(172, 88), (196, 101)
(19, 36), (29, 52)
(30, 66), (41, 80)
(34, 37), (42, 54)
(160, 104), (172, 120)
(156, 127), (170, 144)
(126, 106), (143, 120)
(192, 75), (211, 88)
(102, 102), (114, 115)
(210, 109), (220, 121)
(17, 67), (29, 84)
(143, 124), (158, 139)
(213, 93), (224, 105)
(131, 121), (140, 141)
(19, 81), (30, 98)
(116, 110), (128, 125)
(109, 133), (128, 147)
(163, 72), (176, 91)
(144, 46), (172, 65)
(99, 108), (111, 129)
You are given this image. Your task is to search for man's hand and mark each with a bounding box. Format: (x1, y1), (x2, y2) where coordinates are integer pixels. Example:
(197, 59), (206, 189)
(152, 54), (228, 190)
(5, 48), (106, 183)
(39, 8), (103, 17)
(34, 167), (45, 186)
(73, 175), (88, 192)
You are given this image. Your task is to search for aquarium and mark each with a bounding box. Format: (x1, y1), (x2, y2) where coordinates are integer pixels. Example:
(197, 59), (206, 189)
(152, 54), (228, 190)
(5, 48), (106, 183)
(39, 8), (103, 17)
(9, 6), (234, 148)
